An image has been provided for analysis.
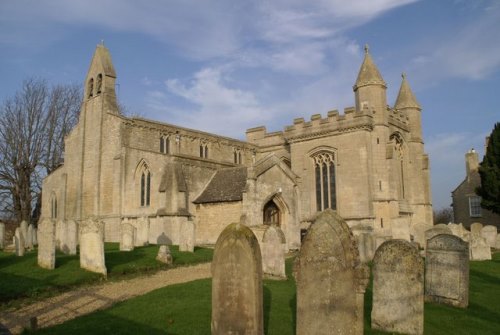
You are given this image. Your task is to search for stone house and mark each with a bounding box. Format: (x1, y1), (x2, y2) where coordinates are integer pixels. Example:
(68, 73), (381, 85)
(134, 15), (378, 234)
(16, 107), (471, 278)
(41, 44), (433, 249)
(452, 149), (500, 229)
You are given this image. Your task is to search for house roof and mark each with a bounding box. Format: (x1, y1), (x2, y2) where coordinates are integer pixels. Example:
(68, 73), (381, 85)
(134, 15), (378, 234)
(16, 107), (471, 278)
(193, 167), (247, 204)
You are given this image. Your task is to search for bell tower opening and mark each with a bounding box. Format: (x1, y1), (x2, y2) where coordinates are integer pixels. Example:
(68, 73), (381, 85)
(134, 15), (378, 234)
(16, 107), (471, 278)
(263, 200), (280, 226)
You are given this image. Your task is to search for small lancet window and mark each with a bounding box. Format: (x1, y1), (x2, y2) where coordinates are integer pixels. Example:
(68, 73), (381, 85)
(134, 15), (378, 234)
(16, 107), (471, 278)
(233, 149), (242, 164)
(87, 78), (94, 98)
(200, 143), (208, 158)
(140, 170), (151, 207)
(51, 194), (58, 219)
(160, 136), (170, 154)
(96, 74), (103, 94)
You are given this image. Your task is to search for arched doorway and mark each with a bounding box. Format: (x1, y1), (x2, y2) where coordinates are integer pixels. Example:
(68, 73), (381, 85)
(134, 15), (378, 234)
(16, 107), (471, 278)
(263, 200), (280, 226)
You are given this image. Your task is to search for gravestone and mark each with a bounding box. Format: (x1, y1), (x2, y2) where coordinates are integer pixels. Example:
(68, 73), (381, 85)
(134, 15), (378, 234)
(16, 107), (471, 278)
(156, 245), (172, 264)
(470, 222), (483, 236)
(179, 221), (195, 252)
(66, 220), (78, 255)
(392, 217), (410, 241)
(15, 228), (25, 256)
(372, 240), (424, 335)
(134, 216), (149, 246)
(37, 218), (56, 269)
(496, 234), (500, 250)
(469, 235), (491, 260)
(20, 220), (28, 248)
(55, 220), (63, 250)
(357, 233), (375, 263)
(261, 224), (286, 279)
(410, 222), (428, 247)
(211, 222), (263, 335)
(79, 218), (107, 275)
(425, 225), (452, 243)
(0, 222), (5, 249)
(26, 224), (34, 250)
(448, 223), (467, 239)
(480, 225), (497, 248)
(295, 210), (369, 335)
(120, 222), (136, 251)
(425, 234), (469, 308)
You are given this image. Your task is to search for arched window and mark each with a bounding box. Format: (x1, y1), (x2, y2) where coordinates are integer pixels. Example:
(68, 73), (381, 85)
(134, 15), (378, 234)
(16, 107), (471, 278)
(390, 133), (406, 199)
(313, 152), (336, 211)
(137, 161), (151, 207)
(160, 136), (170, 154)
(51, 193), (58, 219)
(200, 142), (208, 158)
(87, 78), (94, 98)
(96, 74), (103, 94)
(233, 148), (242, 164)
(263, 200), (280, 226)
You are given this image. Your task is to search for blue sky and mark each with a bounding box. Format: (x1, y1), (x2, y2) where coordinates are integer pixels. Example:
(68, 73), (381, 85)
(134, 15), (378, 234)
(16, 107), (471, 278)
(1, 0), (499, 211)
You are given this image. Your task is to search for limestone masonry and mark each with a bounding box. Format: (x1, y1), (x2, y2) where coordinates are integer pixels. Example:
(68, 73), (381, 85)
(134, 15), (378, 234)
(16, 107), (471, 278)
(41, 44), (433, 249)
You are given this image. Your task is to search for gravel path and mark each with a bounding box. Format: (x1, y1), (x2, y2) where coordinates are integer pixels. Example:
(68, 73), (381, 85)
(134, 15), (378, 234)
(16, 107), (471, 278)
(0, 262), (212, 334)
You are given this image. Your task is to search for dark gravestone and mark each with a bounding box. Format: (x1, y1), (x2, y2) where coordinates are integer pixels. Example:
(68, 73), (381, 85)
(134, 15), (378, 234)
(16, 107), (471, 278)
(372, 239), (424, 335)
(295, 209), (369, 335)
(425, 234), (469, 308)
(211, 222), (263, 335)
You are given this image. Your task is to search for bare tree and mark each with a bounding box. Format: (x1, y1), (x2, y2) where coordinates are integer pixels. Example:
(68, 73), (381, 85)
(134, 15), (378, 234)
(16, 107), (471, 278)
(433, 207), (454, 225)
(0, 78), (81, 224)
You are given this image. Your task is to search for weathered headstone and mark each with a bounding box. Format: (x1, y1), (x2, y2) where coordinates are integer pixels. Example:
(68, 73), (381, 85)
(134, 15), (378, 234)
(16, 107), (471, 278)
(134, 216), (150, 246)
(410, 222), (428, 247)
(179, 221), (195, 252)
(156, 245), (172, 264)
(66, 220), (78, 255)
(372, 240), (424, 335)
(37, 218), (56, 269)
(26, 224), (34, 250)
(470, 222), (483, 236)
(357, 232), (375, 263)
(19, 220), (29, 249)
(15, 228), (25, 256)
(425, 234), (469, 308)
(120, 222), (136, 251)
(79, 218), (107, 275)
(425, 225), (452, 243)
(211, 222), (263, 335)
(295, 210), (369, 335)
(496, 234), (500, 250)
(469, 235), (491, 260)
(261, 224), (286, 279)
(0, 222), (5, 249)
(392, 217), (411, 241)
(448, 223), (467, 239)
(480, 225), (497, 248)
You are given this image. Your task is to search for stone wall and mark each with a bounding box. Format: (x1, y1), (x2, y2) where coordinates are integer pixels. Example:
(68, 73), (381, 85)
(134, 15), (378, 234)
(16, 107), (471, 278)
(195, 202), (242, 245)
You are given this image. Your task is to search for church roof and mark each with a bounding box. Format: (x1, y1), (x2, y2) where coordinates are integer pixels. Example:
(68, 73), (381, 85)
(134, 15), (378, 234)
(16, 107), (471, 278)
(194, 167), (247, 204)
(394, 73), (421, 110)
(354, 45), (386, 90)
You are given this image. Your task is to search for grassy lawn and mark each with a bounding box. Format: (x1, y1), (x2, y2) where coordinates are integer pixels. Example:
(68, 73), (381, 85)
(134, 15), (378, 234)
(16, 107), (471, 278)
(24, 252), (500, 335)
(0, 243), (213, 306)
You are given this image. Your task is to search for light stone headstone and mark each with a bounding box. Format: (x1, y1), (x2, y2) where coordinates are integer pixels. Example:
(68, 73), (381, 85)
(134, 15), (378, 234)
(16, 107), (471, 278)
(211, 222), (263, 335)
(26, 224), (34, 250)
(470, 222), (483, 236)
(261, 224), (286, 279)
(156, 245), (172, 264)
(55, 220), (63, 250)
(448, 223), (467, 239)
(19, 220), (29, 249)
(15, 228), (25, 256)
(295, 209), (369, 335)
(58, 220), (70, 254)
(357, 232), (375, 263)
(425, 234), (469, 308)
(425, 225), (452, 243)
(0, 222), (5, 249)
(469, 235), (491, 260)
(480, 225), (497, 248)
(120, 222), (136, 251)
(179, 221), (195, 252)
(37, 218), (56, 269)
(66, 220), (78, 255)
(372, 239), (424, 335)
(79, 218), (107, 275)
(392, 217), (411, 241)
(134, 216), (149, 247)
(496, 234), (500, 250)
(410, 222), (428, 248)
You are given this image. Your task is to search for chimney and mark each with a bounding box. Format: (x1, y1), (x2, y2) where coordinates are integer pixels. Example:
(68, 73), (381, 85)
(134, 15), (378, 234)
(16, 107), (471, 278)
(465, 148), (479, 180)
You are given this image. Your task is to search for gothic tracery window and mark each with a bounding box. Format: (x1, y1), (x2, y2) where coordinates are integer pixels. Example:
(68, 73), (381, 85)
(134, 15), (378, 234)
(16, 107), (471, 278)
(313, 152), (336, 211)
(138, 162), (151, 207)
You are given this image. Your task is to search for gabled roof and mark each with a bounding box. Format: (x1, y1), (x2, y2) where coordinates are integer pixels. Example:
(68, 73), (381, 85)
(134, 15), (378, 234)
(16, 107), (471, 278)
(86, 43), (116, 79)
(353, 44), (386, 90)
(394, 73), (421, 110)
(193, 167), (247, 204)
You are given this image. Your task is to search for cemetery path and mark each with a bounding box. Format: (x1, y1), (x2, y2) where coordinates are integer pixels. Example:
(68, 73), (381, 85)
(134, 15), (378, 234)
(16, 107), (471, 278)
(0, 262), (212, 335)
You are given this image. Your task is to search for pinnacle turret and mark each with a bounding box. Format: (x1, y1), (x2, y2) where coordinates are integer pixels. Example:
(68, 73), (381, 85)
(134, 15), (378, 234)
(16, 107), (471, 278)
(353, 44), (386, 90)
(394, 73), (420, 110)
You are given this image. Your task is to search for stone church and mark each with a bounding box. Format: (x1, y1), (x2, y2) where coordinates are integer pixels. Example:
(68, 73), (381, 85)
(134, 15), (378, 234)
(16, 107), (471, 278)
(41, 44), (433, 250)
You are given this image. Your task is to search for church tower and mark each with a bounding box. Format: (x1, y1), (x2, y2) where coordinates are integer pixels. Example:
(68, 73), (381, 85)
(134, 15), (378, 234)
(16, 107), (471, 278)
(79, 43), (120, 219)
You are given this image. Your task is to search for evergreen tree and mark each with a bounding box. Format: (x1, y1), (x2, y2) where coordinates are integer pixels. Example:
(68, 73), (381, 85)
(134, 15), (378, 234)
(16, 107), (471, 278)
(478, 122), (500, 214)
